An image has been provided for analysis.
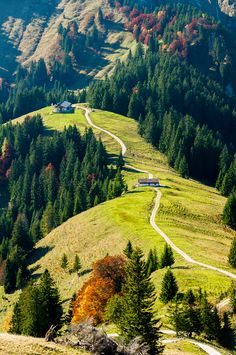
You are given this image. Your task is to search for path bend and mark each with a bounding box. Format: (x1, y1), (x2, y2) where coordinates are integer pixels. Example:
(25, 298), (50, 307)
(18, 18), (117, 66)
(79, 106), (236, 282)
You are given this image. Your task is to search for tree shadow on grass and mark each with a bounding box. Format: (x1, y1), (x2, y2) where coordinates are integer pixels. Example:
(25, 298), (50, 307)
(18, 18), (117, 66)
(79, 268), (93, 277)
(29, 246), (54, 265)
(127, 190), (146, 194)
(172, 266), (190, 270)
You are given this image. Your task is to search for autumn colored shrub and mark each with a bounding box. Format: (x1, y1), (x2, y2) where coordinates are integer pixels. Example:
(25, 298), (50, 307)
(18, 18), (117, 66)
(72, 255), (126, 325)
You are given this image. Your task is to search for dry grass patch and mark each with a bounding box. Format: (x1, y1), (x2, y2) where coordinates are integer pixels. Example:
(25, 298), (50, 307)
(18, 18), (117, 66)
(0, 333), (88, 355)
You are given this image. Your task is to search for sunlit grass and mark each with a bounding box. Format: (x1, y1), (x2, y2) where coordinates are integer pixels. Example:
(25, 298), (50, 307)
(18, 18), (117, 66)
(3, 106), (236, 340)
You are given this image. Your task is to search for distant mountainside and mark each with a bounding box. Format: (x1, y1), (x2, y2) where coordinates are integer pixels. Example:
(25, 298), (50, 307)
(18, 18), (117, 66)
(0, 0), (235, 84)
(0, 0), (133, 84)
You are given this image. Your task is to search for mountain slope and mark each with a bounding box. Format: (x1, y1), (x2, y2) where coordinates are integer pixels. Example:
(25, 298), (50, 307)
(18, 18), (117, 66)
(1, 106), (235, 332)
(0, 0), (235, 83)
(0, 0), (135, 83)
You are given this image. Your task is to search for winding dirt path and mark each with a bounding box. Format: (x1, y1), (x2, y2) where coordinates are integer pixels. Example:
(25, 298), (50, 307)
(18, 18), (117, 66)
(80, 106), (236, 281)
(79, 106), (229, 355)
(162, 338), (222, 355)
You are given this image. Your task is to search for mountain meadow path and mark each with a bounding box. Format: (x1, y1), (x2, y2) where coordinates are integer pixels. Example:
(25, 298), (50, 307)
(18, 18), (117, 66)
(79, 106), (233, 355)
(80, 106), (236, 281)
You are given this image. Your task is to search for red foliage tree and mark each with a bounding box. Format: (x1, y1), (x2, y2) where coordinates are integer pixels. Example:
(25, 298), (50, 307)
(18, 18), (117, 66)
(72, 255), (126, 325)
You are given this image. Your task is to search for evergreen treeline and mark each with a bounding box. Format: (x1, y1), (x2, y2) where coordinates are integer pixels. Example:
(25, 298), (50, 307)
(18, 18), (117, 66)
(170, 288), (234, 348)
(10, 269), (62, 337)
(87, 45), (236, 185)
(0, 116), (126, 293)
(87, 1), (236, 193)
(87, 3), (236, 231)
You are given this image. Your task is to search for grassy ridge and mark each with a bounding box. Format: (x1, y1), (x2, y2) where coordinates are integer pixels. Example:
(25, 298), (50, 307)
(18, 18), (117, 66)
(90, 110), (236, 270)
(1, 106), (235, 333)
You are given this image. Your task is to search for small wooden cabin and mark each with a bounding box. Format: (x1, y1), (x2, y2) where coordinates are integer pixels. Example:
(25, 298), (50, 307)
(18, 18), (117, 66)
(138, 178), (160, 187)
(53, 101), (74, 113)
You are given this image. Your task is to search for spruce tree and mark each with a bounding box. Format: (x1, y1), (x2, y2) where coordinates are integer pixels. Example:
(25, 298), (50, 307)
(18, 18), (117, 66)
(61, 253), (68, 270)
(65, 293), (77, 324)
(220, 312), (234, 348)
(124, 240), (133, 259)
(16, 268), (24, 289)
(200, 294), (221, 341)
(183, 289), (195, 305)
(72, 254), (82, 272)
(38, 269), (63, 335)
(178, 156), (189, 179)
(160, 244), (175, 268)
(106, 248), (163, 354)
(160, 269), (178, 303)
(229, 283), (236, 313)
(223, 193), (236, 230)
(117, 151), (125, 169)
(11, 270), (62, 337)
(228, 237), (236, 268)
(146, 248), (159, 276)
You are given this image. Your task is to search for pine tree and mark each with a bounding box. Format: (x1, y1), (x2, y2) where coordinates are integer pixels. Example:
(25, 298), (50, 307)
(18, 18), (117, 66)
(200, 294), (221, 341)
(223, 192), (236, 230)
(160, 244), (175, 268)
(61, 253), (68, 270)
(178, 156), (189, 179)
(15, 269), (62, 337)
(106, 248), (163, 354)
(72, 255), (82, 272)
(146, 248), (159, 276)
(65, 293), (77, 324)
(220, 312), (234, 348)
(230, 283), (236, 313)
(117, 151), (125, 170)
(16, 268), (24, 289)
(160, 269), (178, 303)
(37, 269), (63, 335)
(124, 240), (133, 259)
(228, 237), (236, 268)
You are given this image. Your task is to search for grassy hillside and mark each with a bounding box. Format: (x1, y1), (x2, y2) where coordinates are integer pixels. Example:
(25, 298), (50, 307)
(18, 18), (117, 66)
(2, 106), (236, 334)
(0, 333), (88, 355)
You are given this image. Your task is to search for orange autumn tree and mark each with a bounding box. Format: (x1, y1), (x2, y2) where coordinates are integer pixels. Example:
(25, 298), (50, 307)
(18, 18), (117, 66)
(72, 255), (126, 325)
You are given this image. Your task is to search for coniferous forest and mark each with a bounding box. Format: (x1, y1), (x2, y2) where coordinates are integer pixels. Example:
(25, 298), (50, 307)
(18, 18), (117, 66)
(0, 116), (126, 293)
(86, 2), (236, 222)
